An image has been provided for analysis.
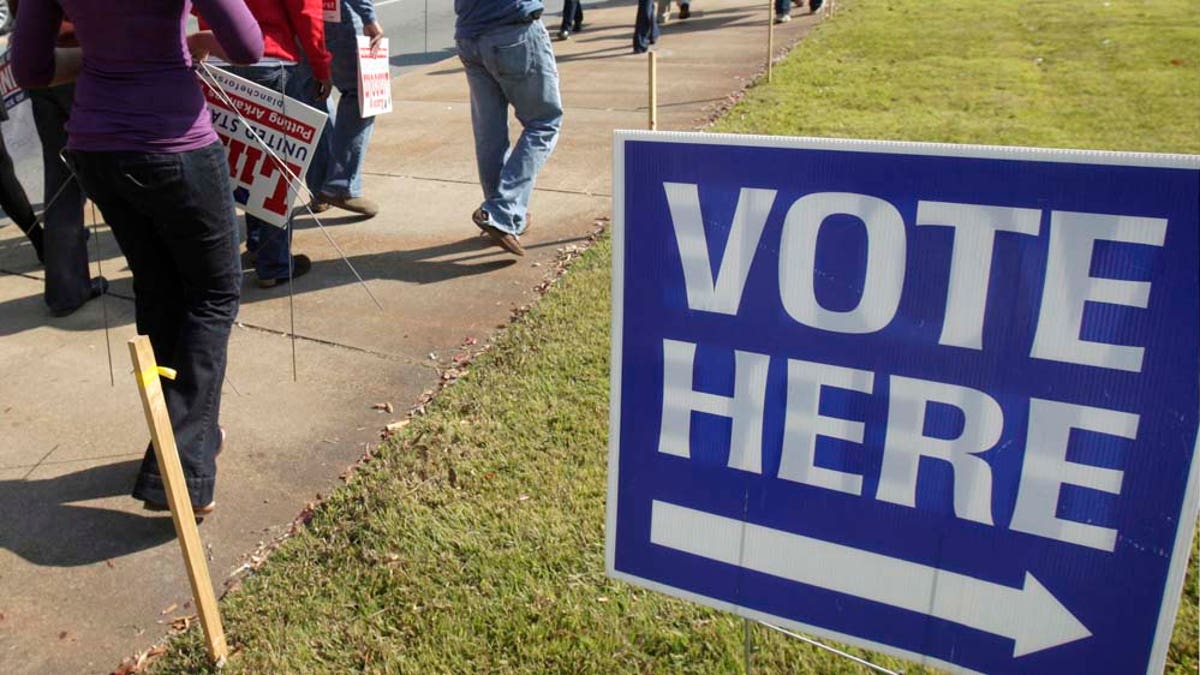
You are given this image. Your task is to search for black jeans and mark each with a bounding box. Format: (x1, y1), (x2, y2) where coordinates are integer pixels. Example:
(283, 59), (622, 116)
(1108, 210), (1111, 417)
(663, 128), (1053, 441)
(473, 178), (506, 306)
(30, 84), (92, 312)
(560, 0), (583, 31)
(69, 142), (241, 507)
(633, 0), (659, 53)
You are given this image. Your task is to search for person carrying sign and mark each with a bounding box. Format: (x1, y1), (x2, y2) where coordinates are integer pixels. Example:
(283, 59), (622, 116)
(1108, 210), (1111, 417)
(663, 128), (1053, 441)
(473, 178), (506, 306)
(203, 0), (331, 288)
(11, 0), (263, 514)
(8, 0), (106, 316)
(305, 0), (384, 218)
(454, 0), (563, 257)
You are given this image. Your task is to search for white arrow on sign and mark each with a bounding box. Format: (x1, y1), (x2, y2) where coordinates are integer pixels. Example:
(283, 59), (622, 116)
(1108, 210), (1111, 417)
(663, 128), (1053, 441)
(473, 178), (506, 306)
(649, 500), (1091, 657)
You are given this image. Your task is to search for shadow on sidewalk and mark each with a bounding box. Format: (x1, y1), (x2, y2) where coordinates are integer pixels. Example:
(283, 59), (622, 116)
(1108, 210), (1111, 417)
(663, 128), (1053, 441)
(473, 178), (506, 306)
(0, 459), (177, 567)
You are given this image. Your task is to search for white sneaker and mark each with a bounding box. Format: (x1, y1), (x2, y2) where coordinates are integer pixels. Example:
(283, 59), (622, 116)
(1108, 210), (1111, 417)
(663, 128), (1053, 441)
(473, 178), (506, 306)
(775, 13), (791, 23)
(657, 12), (670, 25)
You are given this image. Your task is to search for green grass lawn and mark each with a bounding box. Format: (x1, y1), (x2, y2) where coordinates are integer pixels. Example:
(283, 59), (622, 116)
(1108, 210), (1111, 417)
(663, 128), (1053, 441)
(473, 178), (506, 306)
(154, 0), (1198, 672)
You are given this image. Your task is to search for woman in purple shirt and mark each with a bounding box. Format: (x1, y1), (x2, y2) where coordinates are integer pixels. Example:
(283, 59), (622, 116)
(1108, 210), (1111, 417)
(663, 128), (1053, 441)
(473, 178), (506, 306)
(12, 0), (263, 515)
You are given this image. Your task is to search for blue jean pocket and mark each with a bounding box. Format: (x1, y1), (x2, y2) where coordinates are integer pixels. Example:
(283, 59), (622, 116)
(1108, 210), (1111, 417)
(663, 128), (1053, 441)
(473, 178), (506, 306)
(492, 33), (532, 79)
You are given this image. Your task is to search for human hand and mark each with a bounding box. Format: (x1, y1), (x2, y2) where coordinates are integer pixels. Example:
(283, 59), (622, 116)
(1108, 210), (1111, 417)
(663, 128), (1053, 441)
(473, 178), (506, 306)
(186, 31), (216, 63)
(315, 78), (333, 101)
(364, 22), (385, 51)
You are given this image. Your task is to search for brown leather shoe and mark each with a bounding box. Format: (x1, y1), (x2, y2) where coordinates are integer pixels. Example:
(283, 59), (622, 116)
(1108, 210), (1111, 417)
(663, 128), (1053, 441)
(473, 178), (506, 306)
(319, 193), (379, 217)
(472, 208), (525, 256)
(143, 500), (216, 522)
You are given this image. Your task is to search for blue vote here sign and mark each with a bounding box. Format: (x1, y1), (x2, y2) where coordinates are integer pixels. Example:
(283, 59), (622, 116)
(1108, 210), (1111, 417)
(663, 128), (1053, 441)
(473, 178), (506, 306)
(606, 132), (1200, 674)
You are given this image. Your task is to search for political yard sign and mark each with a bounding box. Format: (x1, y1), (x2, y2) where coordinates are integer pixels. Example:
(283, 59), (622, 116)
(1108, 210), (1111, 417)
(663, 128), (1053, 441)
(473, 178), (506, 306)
(606, 132), (1200, 674)
(356, 36), (393, 118)
(203, 68), (327, 228)
(323, 0), (341, 23)
(0, 49), (38, 162)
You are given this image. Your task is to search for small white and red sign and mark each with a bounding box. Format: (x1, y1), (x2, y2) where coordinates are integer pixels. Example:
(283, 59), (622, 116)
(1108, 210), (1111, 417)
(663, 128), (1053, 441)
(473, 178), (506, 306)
(0, 49), (39, 163)
(202, 68), (328, 228)
(356, 36), (393, 118)
(323, 0), (341, 23)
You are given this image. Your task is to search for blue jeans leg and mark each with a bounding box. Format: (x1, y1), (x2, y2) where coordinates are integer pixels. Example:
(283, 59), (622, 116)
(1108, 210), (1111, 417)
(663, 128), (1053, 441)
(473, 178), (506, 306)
(634, 0), (659, 52)
(284, 59), (332, 196)
(69, 143), (241, 508)
(457, 21), (563, 236)
(321, 13), (376, 199)
(775, 0), (790, 15)
(222, 64), (295, 280)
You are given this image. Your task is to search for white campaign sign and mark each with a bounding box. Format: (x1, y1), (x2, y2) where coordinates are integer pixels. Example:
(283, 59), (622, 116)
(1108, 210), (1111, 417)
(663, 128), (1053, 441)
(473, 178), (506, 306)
(202, 68), (327, 228)
(323, 0), (341, 23)
(356, 36), (393, 118)
(0, 50), (38, 163)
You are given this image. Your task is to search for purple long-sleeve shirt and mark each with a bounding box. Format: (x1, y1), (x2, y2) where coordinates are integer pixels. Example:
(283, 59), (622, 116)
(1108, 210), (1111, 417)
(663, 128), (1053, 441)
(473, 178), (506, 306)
(12, 0), (263, 153)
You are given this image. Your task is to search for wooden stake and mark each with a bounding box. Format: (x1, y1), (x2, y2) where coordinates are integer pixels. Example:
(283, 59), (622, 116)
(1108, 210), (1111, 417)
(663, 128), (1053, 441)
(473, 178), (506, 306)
(648, 51), (658, 131)
(767, 0), (775, 83)
(128, 336), (228, 664)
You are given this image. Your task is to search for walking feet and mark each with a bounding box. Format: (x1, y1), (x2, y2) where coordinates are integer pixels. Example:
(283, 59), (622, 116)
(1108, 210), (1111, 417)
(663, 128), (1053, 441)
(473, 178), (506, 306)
(256, 254), (313, 289)
(472, 208), (526, 257)
(48, 276), (109, 318)
(313, 193), (380, 218)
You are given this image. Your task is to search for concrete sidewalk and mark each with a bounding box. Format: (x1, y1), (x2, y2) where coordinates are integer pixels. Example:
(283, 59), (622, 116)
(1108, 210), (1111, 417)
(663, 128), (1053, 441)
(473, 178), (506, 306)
(0, 3), (820, 672)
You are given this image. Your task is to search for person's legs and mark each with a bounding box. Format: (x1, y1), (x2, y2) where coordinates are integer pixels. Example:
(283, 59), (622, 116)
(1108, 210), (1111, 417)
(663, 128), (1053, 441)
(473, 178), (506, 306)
(0, 131), (42, 261)
(634, 0), (659, 53)
(559, 0), (577, 34)
(656, 0), (672, 22)
(483, 21), (563, 236)
(459, 36), (512, 216)
(285, 58), (333, 198)
(679, 1), (691, 18)
(775, 0), (791, 19)
(319, 12), (377, 208)
(574, 1), (584, 30)
(71, 143), (241, 508)
(222, 65), (302, 283)
(30, 85), (97, 314)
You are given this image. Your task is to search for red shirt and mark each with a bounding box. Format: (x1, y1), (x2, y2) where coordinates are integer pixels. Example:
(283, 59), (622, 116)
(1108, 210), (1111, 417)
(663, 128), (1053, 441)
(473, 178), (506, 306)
(204, 0), (330, 81)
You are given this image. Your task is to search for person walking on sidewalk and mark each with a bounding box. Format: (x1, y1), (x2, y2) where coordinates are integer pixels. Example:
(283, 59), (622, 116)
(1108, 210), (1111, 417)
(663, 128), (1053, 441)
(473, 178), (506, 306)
(557, 0), (582, 41)
(8, 0), (106, 316)
(0, 109), (44, 264)
(306, 0), (384, 218)
(12, 0), (264, 514)
(455, 0), (563, 257)
(205, 0), (331, 288)
(656, 0), (690, 25)
(633, 0), (658, 54)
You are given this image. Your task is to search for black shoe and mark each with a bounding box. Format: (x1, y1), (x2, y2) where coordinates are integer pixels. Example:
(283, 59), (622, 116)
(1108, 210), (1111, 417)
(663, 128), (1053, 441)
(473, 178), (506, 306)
(678, 3), (691, 19)
(810, 0), (823, 11)
(48, 276), (108, 317)
(557, 29), (570, 40)
(572, 22), (583, 32)
(256, 254), (312, 289)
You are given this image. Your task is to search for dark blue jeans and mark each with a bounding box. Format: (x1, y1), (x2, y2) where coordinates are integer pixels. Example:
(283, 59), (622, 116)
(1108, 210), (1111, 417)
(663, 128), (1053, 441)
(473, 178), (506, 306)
(633, 0), (659, 53)
(69, 142), (241, 508)
(221, 64), (296, 281)
(561, 0), (583, 31)
(775, 0), (790, 14)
